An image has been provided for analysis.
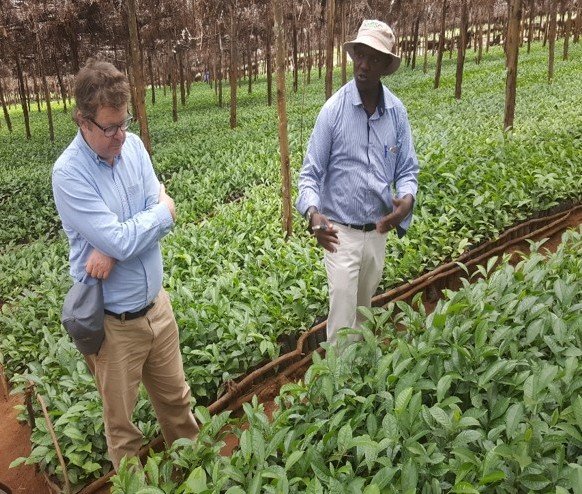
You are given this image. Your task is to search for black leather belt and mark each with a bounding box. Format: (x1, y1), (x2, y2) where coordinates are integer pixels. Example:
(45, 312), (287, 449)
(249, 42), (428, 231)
(336, 222), (377, 232)
(105, 302), (155, 322)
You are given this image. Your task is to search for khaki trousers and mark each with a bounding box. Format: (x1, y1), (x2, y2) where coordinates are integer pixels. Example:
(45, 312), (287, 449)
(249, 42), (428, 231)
(85, 289), (198, 470)
(324, 224), (388, 346)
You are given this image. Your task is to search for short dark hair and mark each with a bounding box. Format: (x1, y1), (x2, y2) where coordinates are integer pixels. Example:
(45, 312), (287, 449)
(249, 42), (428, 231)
(73, 59), (130, 123)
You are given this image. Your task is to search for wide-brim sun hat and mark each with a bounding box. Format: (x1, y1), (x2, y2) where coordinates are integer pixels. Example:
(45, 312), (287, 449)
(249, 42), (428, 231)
(344, 19), (401, 76)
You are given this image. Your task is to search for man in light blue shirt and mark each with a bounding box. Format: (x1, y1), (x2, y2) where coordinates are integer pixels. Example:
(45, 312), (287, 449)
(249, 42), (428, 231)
(52, 59), (198, 470)
(297, 20), (419, 346)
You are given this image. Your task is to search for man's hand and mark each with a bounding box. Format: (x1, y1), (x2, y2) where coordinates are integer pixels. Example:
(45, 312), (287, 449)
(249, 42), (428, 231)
(159, 183), (176, 221)
(85, 249), (116, 279)
(376, 195), (414, 234)
(310, 213), (340, 253)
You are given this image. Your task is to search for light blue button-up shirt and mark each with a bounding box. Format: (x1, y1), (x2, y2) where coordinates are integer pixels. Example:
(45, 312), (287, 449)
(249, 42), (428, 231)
(52, 131), (173, 313)
(297, 79), (419, 231)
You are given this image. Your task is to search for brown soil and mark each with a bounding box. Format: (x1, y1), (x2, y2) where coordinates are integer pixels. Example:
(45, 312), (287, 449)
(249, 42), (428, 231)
(1, 210), (580, 494)
(0, 393), (51, 494)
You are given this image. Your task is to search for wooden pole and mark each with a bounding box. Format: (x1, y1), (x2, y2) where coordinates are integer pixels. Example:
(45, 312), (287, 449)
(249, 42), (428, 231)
(434, 0), (448, 89)
(273, 0), (293, 238)
(229, 1), (238, 129)
(455, 0), (469, 100)
(37, 38), (54, 142)
(266, 5), (273, 106)
(504, 0), (522, 131)
(340, 0), (347, 85)
(325, 0), (336, 100)
(15, 53), (31, 139)
(0, 77), (13, 132)
(547, 0), (557, 83)
(126, 0), (152, 154)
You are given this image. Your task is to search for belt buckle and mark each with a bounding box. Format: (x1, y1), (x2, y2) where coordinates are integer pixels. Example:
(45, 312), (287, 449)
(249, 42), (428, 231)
(121, 312), (126, 323)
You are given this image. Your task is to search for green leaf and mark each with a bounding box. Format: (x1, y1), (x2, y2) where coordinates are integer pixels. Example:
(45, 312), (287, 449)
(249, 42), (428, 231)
(518, 474), (550, 490)
(337, 423), (352, 454)
(505, 403), (524, 440)
(436, 375), (452, 403)
(285, 450), (304, 471)
(451, 482), (479, 493)
(395, 387), (413, 413)
(185, 467), (208, 493)
(479, 470), (506, 485)
(429, 406), (452, 431)
(453, 429), (482, 447)
(370, 466), (397, 489)
(63, 426), (85, 441)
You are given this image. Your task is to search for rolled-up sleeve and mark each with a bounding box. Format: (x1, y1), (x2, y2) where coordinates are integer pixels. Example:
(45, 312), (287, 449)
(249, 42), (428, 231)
(52, 167), (173, 262)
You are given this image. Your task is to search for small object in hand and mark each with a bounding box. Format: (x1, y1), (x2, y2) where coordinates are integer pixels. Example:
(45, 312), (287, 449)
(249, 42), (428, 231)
(312, 224), (328, 232)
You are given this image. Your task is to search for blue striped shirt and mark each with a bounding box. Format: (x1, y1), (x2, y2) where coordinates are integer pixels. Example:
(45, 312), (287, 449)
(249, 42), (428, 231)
(297, 79), (419, 230)
(52, 131), (173, 313)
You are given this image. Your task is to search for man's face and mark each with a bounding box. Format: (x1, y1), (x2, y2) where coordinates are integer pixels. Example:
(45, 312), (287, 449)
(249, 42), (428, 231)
(352, 44), (390, 92)
(80, 104), (129, 165)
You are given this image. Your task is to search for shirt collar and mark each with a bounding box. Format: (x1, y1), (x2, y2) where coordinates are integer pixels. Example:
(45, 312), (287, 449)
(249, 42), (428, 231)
(73, 129), (121, 167)
(349, 79), (393, 117)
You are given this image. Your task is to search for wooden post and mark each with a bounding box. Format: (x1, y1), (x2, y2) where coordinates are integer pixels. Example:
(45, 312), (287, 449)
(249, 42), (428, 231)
(15, 53), (31, 139)
(454, 0), (469, 100)
(434, 0), (448, 89)
(171, 52), (178, 121)
(53, 55), (68, 112)
(126, 0), (152, 154)
(37, 37), (54, 142)
(340, 0), (347, 85)
(423, 17), (429, 73)
(547, 0), (557, 82)
(411, 17), (420, 70)
(179, 51), (186, 106)
(148, 52), (156, 105)
(563, 10), (572, 60)
(292, 14), (299, 93)
(229, 1), (238, 129)
(527, 0), (534, 53)
(325, 0), (335, 100)
(0, 77), (13, 132)
(266, 4), (273, 106)
(504, 0), (522, 131)
(273, 0), (293, 238)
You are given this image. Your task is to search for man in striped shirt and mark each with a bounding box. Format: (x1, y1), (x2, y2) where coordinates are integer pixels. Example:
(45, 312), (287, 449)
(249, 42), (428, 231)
(297, 20), (419, 347)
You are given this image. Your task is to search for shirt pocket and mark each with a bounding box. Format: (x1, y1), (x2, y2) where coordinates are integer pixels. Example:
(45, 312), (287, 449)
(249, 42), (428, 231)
(382, 143), (398, 182)
(126, 182), (144, 215)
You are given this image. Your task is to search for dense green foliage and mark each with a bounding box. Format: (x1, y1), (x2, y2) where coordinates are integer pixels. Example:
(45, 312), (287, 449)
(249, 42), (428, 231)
(111, 229), (582, 493)
(1, 41), (581, 487)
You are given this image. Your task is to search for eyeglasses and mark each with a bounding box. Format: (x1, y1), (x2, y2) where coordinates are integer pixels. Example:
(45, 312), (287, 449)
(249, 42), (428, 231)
(87, 114), (133, 137)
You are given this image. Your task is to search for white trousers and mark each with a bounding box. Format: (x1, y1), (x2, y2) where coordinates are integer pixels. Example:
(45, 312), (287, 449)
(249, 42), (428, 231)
(324, 223), (388, 346)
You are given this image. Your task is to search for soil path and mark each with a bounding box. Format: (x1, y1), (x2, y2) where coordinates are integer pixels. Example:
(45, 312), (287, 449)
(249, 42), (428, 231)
(0, 393), (51, 493)
(1, 210), (580, 494)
